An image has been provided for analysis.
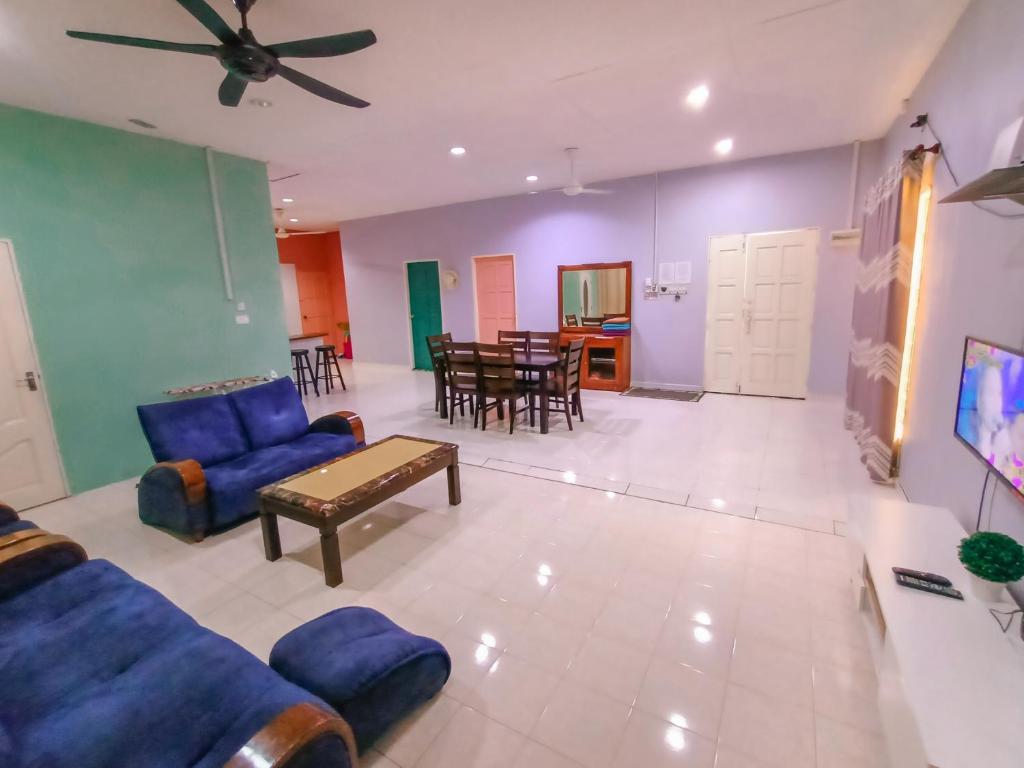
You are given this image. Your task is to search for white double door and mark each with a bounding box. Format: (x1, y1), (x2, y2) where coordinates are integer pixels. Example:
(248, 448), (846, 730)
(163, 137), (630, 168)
(0, 240), (66, 509)
(704, 229), (820, 398)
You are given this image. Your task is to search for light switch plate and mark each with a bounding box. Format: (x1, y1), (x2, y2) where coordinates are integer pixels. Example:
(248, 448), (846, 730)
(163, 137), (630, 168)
(235, 313), (251, 325)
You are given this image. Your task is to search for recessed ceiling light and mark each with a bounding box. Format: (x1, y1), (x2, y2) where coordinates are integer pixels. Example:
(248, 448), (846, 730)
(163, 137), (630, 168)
(281, 197), (294, 203)
(289, 218), (299, 223)
(449, 146), (467, 156)
(714, 137), (734, 156)
(526, 175), (538, 182)
(685, 83), (710, 110)
(249, 98), (273, 108)
(127, 118), (157, 130)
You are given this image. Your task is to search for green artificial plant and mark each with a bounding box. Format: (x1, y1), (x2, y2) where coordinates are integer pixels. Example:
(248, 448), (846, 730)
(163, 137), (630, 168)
(958, 531), (1024, 583)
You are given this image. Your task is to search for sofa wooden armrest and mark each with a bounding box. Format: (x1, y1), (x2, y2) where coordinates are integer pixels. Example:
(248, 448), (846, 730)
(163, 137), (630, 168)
(226, 702), (358, 768)
(138, 459), (211, 541)
(309, 410), (365, 446)
(155, 459), (207, 505)
(0, 532), (88, 601)
(0, 528), (49, 550)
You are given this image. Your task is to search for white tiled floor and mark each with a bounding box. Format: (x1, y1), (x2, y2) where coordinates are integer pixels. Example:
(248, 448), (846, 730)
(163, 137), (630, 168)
(21, 362), (896, 768)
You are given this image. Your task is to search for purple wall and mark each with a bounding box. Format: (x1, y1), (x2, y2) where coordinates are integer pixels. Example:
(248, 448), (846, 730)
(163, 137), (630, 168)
(881, 0), (1024, 548)
(342, 141), (882, 393)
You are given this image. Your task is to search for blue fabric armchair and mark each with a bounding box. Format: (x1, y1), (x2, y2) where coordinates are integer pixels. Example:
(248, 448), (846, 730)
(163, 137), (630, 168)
(137, 377), (365, 540)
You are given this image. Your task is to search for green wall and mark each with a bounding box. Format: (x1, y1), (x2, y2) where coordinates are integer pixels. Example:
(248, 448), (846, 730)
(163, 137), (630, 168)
(0, 105), (290, 493)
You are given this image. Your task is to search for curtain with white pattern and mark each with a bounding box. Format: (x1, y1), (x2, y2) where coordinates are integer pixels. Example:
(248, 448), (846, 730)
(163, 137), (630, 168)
(845, 154), (924, 482)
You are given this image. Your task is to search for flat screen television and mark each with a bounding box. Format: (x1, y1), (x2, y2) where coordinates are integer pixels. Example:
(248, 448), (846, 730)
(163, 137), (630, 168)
(954, 337), (1024, 496)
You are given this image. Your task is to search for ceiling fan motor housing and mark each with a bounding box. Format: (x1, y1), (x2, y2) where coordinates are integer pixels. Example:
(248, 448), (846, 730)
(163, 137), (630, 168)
(218, 29), (278, 81)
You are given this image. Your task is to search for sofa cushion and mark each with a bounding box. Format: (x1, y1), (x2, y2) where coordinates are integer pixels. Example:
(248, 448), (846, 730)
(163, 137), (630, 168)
(204, 432), (358, 528)
(0, 559), (344, 768)
(229, 377), (310, 450)
(137, 395), (248, 467)
(270, 607), (450, 751)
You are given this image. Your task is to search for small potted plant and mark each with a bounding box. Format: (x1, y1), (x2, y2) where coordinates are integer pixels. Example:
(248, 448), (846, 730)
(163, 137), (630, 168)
(958, 531), (1024, 602)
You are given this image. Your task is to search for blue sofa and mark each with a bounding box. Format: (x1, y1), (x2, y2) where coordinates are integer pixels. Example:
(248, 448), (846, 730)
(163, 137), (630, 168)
(137, 377), (365, 540)
(0, 513), (357, 768)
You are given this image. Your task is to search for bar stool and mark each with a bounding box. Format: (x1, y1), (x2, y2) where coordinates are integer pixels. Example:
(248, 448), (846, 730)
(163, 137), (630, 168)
(314, 344), (347, 393)
(291, 349), (319, 397)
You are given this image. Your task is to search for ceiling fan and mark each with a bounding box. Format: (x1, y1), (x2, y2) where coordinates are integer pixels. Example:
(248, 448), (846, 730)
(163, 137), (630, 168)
(66, 0), (376, 108)
(273, 209), (332, 240)
(558, 147), (612, 196)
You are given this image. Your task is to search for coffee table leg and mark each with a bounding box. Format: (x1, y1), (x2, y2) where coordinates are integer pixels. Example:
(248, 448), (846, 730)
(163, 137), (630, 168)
(320, 527), (343, 587)
(447, 461), (461, 506)
(260, 512), (282, 561)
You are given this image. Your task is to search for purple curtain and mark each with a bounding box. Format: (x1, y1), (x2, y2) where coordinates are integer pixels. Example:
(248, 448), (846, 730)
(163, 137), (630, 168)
(845, 156), (925, 482)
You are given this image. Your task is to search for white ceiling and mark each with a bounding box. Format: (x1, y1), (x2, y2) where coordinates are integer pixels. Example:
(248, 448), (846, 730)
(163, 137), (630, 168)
(2, 0), (967, 227)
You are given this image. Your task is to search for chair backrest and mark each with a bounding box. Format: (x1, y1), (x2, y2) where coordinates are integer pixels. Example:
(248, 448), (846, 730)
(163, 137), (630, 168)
(427, 333), (453, 364)
(477, 343), (517, 393)
(564, 314), (579, 327)
(496, 330), (529, 353)
(581, 316), (603, 327)
(563, 339), (585, 391)
(442, 341), (479, 392)
(528, 331), (560, 354)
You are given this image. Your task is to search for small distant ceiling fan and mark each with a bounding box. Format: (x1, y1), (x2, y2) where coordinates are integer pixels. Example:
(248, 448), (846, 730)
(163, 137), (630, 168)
(66, 0), (376, 108)
(273, 209), (332, 239)
(558, 147), (612, 196)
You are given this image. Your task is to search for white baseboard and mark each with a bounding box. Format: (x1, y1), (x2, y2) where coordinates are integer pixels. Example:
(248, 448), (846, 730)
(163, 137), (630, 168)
(628, 381), (704, 392)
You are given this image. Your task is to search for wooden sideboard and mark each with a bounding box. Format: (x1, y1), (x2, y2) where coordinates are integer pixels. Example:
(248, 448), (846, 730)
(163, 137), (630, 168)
(560, 330), (631, 392)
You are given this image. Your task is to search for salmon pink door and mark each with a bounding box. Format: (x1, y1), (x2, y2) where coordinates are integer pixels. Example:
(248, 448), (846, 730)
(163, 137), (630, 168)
(474, 255), (516, 343)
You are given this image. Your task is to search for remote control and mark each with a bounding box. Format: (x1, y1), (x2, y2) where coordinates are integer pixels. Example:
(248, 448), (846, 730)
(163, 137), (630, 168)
(891, 567), (952, 587)
(894, 573), (963, 600)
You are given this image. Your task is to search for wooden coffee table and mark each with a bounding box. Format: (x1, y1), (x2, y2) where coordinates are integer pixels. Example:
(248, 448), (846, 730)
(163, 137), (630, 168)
(258, 435), (460, 587)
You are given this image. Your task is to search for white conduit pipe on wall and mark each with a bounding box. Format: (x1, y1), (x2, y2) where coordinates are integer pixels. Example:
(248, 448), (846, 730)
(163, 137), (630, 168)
(846, 140), (861, 229)
(205, 146), (235, 301)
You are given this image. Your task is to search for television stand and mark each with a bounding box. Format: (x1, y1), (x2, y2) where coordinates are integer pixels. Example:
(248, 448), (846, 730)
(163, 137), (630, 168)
(846, 497), (1024, 768)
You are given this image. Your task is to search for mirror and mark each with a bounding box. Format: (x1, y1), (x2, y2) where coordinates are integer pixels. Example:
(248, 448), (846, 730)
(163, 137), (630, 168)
(558, 261), (631, 328)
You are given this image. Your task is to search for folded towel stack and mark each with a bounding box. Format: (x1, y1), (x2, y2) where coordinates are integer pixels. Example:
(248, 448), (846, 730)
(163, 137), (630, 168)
(601, 317), (631, 336)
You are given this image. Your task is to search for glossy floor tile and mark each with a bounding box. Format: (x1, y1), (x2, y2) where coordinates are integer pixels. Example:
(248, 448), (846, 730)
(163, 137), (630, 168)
(20, 362), (892, 768)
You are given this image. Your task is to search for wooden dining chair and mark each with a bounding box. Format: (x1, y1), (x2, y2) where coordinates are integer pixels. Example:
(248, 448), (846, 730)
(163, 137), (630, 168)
(581, 316), (603, 327)
(442, 341), (481, 426)
(499, 329), (532, 389)
(497, 330), (529, 353)
(564, 314), (579, 327)
(477, 343), (526, 434)
(427, 332), (453, 415)
(528, 331), (561, 354)
(530, 338), (585, 431)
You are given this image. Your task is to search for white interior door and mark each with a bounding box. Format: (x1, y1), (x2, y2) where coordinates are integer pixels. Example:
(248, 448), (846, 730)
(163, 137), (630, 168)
(0, 241), (66, 509)
(278, 263), (302, 336)
(704, 235), (747, 393)
(704, 230), (819, 398)
(741, 229), (819, 397)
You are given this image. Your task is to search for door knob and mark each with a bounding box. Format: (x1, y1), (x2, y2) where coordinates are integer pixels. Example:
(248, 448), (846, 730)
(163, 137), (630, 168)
(16, 371), (38, 391)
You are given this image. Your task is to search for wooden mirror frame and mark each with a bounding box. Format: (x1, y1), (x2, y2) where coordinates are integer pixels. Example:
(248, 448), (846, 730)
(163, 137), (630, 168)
(557, 261), (632, 332)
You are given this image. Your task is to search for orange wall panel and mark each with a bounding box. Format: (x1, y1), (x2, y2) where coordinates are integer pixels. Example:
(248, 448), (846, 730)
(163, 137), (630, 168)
(276, 231), (351, 354)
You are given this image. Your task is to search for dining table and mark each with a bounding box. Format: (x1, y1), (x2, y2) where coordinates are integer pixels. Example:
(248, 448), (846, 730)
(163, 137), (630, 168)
(436, 347), (563, 434)
(513, 349), (562, 435)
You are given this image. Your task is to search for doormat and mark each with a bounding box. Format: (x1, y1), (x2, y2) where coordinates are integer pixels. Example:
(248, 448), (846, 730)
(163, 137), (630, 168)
(621, 387), (704, 402)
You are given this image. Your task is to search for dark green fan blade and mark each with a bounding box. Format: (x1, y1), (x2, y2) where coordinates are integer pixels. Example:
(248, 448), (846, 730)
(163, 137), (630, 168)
(218, 74), (248, 107)
(66, 31), (217, 55)
(277, 65), (369, 108)
(268, 29), (377, 58)
(176, 0), (240, 44)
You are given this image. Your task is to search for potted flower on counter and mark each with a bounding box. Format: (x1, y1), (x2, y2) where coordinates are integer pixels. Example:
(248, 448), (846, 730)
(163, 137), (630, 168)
(958, 531), (1024, 602)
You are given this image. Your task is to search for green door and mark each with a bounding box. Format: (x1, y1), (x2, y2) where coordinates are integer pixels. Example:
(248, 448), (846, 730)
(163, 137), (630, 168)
(406, 261), (443, 370)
